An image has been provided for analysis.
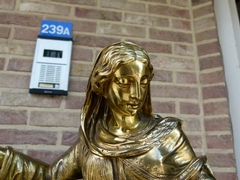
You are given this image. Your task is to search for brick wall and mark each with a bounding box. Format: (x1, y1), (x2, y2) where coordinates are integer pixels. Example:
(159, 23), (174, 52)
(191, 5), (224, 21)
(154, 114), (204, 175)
(192, 1), (237, 179)
(0, 0), (237, 179)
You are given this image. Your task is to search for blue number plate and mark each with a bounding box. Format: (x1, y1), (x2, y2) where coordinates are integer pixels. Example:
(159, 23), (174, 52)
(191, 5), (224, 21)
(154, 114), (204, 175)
(40, 20), (72, 38)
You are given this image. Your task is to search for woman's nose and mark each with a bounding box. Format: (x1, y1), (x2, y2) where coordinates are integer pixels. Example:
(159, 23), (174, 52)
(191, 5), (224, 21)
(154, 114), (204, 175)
(130, 82), (141, 100)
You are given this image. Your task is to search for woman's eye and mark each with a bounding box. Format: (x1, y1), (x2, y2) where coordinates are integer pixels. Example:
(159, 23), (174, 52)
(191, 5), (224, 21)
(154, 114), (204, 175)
(141, 79), (148, 87)
(122, 84), (130, 88)
(116, 79), (130, 88)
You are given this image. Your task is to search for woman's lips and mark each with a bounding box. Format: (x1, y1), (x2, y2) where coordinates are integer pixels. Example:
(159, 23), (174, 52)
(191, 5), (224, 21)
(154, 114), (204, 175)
(127, 103), (140, 109)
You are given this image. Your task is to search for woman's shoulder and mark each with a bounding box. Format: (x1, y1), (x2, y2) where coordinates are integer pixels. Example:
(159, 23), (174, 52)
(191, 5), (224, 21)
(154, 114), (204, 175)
(153, 115), (183, 127)
(145, 115), (185, 141)
(140, 115), (184, 138)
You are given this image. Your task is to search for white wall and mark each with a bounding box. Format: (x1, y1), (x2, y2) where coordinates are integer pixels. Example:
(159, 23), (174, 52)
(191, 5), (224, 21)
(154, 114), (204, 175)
(213, 0), (240, 177)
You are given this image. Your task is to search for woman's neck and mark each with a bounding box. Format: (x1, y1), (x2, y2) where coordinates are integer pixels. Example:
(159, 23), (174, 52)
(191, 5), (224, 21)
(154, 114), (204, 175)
(107, 111), (147, 136)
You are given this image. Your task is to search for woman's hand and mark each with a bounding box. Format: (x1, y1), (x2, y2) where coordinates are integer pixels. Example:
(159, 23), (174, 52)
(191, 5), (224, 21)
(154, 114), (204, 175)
(0, 147), (6, 169)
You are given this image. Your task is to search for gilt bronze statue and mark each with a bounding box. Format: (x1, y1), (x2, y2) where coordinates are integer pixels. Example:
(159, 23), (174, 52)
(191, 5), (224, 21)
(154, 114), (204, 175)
(0, 42), (215, 179)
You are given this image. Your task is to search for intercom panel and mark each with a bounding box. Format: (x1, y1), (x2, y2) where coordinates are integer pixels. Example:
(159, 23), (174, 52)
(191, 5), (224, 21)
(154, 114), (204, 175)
(29, 38), (72, 95)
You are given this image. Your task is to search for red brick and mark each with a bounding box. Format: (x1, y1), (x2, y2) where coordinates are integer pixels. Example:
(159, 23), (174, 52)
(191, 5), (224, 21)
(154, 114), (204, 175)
(68, 78), (88, 92)
(152, 101), (175, 114)
(207, 153), (236, 167)
(0, 92), (62, 108)
(0, 129), (57, 145)
(200, 70), (225, 84)
(0, 26), (10, 39)
(197, 41), (220, 56)
(150, 55), (195, 70)
(101, 0), (145, 12)
(70, 62), (92, 77)
(180, 102), (200, 115)
(74, 34), (120, 48)
(214, 172), (238, 180)
(0, 12), (42, 27)
(65, 96), (85, 109)
(0, 74), (30, 89)
(199, 55), (223, 70)
(182, 118), (201, 131)
(152, 69), (173, 82)
(193, 4), (214, 18)
(0, 42), (35, 56)
(203, 101), (229, 116)
(177, 72), (197, 84)
(72, 20), (97, 32)
(149, 5), (190, 19)
(19, 2), (70, 16)
(30, 111), (80, 127)
(194, 16), (216, 31)
(0, 0), (15, 10)
(0, 58), (5, 70)
(202, 85), (227, 99)
(172, 19), (191, 31)
(187, 135), (202, 148)
(192, 0), (211, 6)
(13, 27), (38, 41)
(7, 58), (32, 72)
(126, 40), (172, 54)
(0, 109), (27, 125)
(150, 29), (192, 43)
(170, 0), (190, 7)
(72, 47), (93, 62)
(207, 135), (233, 149)
(99, 23), (146, 38)
(124, 13), (169, 27)
(62, 131), (79, 145)
(174, 44), (194, 56)
(204, 117), (232, 131)
(75, 8), (121, 21)
(50, 0), (97, 6)
(151, 85), (198, 99)
(27, 150), (65, 164)
(196, 28), (218, 43)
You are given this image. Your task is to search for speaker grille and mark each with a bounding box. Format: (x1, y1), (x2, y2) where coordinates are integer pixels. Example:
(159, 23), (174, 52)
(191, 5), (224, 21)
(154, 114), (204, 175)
(39, 64), (62, 83)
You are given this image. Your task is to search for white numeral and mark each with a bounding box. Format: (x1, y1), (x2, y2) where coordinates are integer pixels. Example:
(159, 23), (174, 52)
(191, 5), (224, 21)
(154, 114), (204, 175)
(49, 25), (56, 34)
(57, 25), (64, 34)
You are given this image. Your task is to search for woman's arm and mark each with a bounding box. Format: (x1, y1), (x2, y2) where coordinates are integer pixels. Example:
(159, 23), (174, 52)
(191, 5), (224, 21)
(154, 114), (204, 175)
(158, 117), (216, 179)
(0, 146), (51, 180)
(0, 139), (83, 180)
(50, 139), (83, 180)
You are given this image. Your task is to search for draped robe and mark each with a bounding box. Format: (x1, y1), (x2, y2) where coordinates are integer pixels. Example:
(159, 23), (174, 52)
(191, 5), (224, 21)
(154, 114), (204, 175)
(0, 116), (215, 180)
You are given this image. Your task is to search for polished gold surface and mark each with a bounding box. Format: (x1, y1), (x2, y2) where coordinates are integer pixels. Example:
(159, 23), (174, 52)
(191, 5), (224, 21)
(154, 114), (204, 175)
(0, 42), (215, 179)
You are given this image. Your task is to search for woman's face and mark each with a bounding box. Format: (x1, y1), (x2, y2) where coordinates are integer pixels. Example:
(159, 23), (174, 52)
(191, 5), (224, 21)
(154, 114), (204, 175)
(105, 60), (150, 116)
